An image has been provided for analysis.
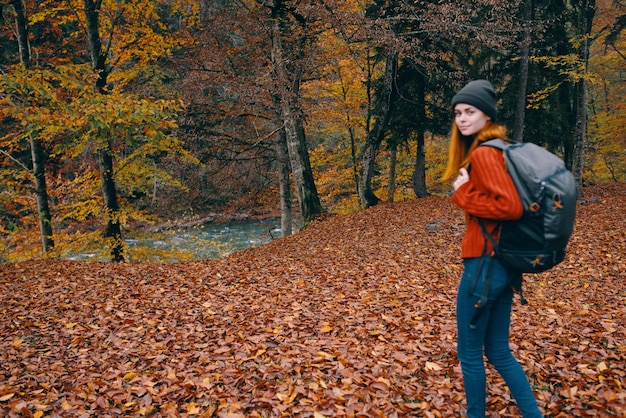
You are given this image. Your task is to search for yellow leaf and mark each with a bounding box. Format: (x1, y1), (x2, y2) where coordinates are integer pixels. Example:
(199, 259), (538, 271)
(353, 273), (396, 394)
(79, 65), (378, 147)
(424, 361), (443, 371)
(276, 390), (297, 404)
(315, 351), (333, 359)
(320, 325), (333, 333)
(124, 372), (138, 380)
(186, 402), (200, 414)
(65, 322), (78, 329)
(34, 411), (44, 418)
(10, 339), (23, 349)
(61, 401), (73, 410)
(200, 377), (213, 389)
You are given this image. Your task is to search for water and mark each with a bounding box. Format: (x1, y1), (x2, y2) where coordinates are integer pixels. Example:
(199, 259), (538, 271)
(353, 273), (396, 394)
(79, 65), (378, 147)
(63, 217), (287, 262)
(126, 217), (284, 261)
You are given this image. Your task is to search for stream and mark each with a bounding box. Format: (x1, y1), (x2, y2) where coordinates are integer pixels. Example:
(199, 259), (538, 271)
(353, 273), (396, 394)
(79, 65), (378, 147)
(70, 217), (288, 262)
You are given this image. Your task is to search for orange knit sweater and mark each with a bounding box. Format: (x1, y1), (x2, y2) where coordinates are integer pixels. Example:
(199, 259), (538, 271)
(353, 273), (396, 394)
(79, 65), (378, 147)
(451, 146), (523, 258)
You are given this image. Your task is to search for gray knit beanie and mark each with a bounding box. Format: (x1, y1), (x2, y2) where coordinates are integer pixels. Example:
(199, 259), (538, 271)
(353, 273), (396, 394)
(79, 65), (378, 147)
(451, 79), (497, 121)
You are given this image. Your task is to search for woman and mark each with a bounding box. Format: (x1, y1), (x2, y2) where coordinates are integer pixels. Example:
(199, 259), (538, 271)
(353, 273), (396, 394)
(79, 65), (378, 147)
(443, 80), (543, 417)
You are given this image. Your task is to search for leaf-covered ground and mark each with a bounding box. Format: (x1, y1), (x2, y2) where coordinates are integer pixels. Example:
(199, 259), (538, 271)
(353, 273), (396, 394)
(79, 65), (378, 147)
(1, 183), (624, 418)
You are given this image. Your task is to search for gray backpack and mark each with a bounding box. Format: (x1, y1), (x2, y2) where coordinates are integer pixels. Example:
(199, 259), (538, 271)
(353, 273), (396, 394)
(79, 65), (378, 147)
(478, 139), (578, 273)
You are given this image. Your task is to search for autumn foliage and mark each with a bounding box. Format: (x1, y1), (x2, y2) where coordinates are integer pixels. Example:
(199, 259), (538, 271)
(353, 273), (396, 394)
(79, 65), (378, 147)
(1, 183), (625, 417)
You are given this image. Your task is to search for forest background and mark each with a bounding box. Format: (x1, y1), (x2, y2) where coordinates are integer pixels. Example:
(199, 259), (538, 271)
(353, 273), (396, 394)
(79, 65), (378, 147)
(0, 0), (624, 262)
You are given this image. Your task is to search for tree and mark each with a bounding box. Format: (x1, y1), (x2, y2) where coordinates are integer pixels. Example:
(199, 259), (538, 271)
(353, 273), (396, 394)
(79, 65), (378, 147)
(572, 0), (596, 191)
(58, 0), (196, 260)
(82, 0), (126, 261)
(0, 0), (198, 261)
(358, 51), (397, 208)
(300, 5), (378, 213)
(174, 1), (280, 218)
(268, 0), (324, 222)
(587, 0), (626, 183)
(174, 0), (324, 232)
(512, 0), (533, 143)
(518, 1), (597, 191)
(275, 126), (293, 236)
(410, 71), (428, 198)
(4, 0), (55, 252)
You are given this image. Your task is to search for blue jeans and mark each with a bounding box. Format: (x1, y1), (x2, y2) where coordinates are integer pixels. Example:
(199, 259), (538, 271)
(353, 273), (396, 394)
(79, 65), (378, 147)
(457, 256), (543, 418)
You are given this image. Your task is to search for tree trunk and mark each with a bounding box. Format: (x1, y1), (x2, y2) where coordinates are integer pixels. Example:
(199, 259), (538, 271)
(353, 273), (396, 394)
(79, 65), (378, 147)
(512, 0), (532, 143)
(84, 0), (125, 261)
(387, 142), (397, 202)
(270, 5), (323, 223)
(359, 51), (398, 208)
(559, 84), (576, 169)
(572, 0), (596, 193)
(412, 73), (428, 198)
(282, 102), (323, 223)
(412, 130), (428, 198)
(30, 137), (54, 251)
(11, 0), (55, 252)
(11, 0), (30, 66)
(98, 149), (124, 262)
(275, 121), (293, 236)
(349, 124), (360, 204)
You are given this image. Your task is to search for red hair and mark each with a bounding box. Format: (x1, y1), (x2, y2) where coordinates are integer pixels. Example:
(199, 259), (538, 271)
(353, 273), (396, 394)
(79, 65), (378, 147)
(441, 120), (508, 181)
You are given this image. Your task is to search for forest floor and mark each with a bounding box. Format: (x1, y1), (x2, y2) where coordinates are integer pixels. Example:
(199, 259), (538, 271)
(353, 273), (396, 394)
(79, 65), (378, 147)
(1, 183), (624, 418)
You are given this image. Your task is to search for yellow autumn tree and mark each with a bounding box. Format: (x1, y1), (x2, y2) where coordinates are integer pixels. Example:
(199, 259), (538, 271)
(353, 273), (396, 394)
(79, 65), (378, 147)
(303, 0), (420, 214)
(587, 0), (626, 182)
(304, 31), (375, 214)
(0, 0), (200, 261)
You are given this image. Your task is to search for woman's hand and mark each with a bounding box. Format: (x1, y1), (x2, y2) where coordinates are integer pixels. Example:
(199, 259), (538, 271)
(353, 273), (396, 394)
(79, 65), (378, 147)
(453, 168), (470, 191)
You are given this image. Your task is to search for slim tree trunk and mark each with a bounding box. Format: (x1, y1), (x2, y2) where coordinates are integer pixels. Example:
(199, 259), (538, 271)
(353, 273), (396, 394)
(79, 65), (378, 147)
(412, 73), (428, 198)
(84, 0), (125, 261)
(387, 142), (397, 202)
(98, 149), (124, 261)
(572, 0), (596, 193)
(30, 137), (54, 251)
(512, 0), (532, 143)
(349, 124), (360, 203)
(275, 118), (293, 236)
(359, 51), (398, 208)
(339, 77), (360, 204)
(412, 130), (428, 198)
(11, 0), (29, 66)
(560, 83), (576, 168)
(11, 0), (55, 251)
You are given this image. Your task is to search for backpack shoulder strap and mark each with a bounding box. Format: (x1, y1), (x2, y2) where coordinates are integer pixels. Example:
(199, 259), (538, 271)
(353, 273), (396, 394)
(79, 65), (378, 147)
(479, 138), (509, 150)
